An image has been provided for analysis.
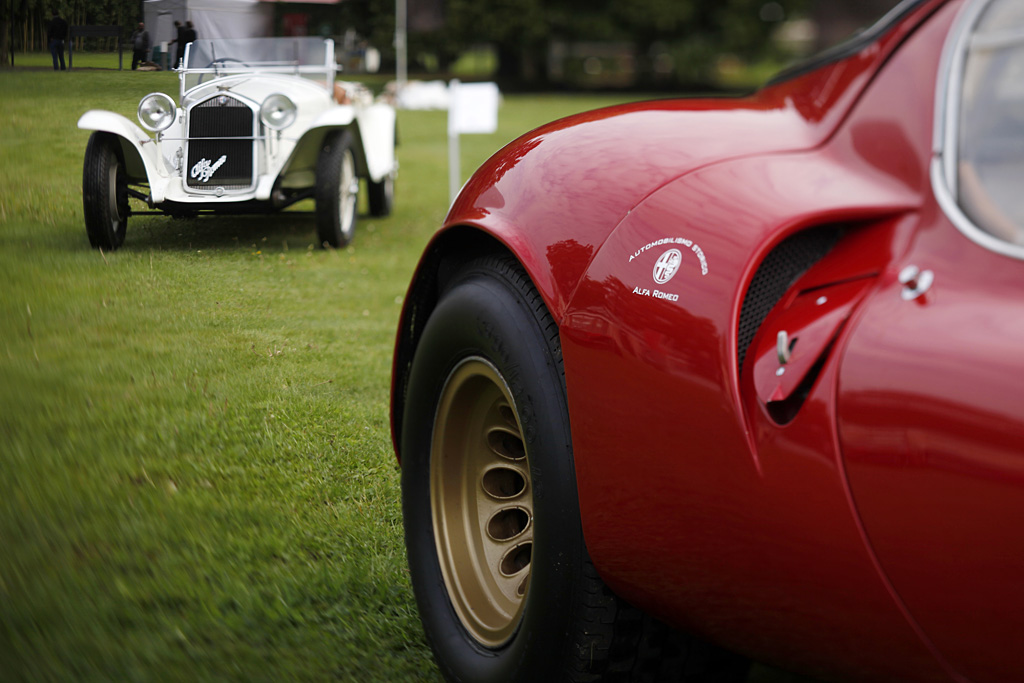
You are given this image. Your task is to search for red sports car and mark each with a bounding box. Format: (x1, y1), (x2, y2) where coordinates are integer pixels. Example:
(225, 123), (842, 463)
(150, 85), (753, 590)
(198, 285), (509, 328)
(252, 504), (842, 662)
(391, 0), (1024, 680)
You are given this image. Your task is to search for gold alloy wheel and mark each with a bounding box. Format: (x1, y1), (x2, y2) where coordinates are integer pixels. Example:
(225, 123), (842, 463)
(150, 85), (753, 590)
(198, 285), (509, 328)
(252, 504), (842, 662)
(431, 357), (534, 648)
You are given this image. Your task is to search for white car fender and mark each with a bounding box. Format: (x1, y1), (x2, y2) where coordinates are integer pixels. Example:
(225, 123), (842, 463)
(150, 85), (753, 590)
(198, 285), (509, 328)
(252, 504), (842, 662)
(284, 105), (396, 184)
(277, 106), (358, 183)
(78, 110), (171, 203)
(308, 106), (358, 129)
(355, 104), (397, 184)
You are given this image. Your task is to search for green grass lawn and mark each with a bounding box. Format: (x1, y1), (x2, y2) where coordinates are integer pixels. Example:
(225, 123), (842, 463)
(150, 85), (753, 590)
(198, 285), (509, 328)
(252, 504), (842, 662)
(0, 58), (814, 683)
(0, 63), (655, 681)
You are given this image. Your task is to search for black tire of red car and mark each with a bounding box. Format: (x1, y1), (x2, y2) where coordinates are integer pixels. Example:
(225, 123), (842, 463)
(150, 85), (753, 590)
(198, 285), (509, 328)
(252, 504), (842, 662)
(82, 132), (129, 251)
(367, 172), (394, 217)
(315, 129), (358, 248)
(400, 254), (750, 682)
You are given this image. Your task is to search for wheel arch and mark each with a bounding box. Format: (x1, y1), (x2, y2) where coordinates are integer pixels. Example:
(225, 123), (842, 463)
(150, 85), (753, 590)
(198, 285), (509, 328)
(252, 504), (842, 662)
(77, 111), (156, 183)
(391, 225), (557, 463)
(283, 125), (354, 184)
(285, 107), (395, 185)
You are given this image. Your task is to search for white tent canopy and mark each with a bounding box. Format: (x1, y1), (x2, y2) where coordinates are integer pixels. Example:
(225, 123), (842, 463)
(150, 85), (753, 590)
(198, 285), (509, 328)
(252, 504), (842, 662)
(143, 0), (272, 47)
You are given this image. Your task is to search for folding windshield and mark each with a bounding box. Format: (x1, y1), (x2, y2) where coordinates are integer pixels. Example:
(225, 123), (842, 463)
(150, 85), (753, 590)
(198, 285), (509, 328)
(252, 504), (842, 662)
(180, 37), (336, 92)
(935, 0), (1024, 258)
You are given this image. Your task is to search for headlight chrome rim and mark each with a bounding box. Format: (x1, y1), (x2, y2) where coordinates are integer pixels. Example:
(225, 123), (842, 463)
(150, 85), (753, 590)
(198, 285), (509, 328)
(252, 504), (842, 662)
(137, 92), (177, 132)
(260, 94), (297, 131)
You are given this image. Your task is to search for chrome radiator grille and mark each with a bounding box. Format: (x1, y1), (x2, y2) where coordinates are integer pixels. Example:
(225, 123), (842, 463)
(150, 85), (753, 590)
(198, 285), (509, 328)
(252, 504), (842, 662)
(185, 96), (255, 191)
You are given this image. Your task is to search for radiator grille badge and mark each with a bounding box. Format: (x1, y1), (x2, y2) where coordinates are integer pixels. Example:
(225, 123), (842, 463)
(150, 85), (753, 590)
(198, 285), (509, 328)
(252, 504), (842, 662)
(191, 155), (228, 183)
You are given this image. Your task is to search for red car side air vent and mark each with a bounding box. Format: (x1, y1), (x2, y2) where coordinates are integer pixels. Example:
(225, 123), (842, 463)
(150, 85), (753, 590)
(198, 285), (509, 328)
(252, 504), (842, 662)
(736, 227), (843, 373)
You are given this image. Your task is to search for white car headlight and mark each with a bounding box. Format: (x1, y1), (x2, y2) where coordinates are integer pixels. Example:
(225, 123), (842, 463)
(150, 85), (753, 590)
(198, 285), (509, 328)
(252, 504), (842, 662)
(260, 94), (297, 131)
(137, 93), (177, 132)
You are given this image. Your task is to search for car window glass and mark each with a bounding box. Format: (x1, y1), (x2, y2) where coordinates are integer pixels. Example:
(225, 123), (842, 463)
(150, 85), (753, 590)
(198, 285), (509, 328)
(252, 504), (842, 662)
(957, 0), (1024, 244)
(181, 37), (335, 93)
(185, 37), (328, 70)
(767, 0), (919, 86)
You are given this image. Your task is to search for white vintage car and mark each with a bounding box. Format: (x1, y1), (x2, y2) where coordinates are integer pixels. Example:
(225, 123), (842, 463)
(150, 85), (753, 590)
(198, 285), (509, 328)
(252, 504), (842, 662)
(78, 36), (397, 250)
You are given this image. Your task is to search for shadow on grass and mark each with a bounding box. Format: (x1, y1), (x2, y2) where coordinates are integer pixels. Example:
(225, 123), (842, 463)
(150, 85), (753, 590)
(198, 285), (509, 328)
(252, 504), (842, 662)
(120, 209), (349, 253)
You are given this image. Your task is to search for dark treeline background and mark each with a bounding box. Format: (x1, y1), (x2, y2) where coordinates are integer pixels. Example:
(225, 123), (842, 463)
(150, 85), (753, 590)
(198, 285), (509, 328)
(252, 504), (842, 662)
(2, 0), (898, 89)
(395, 0), (812, 86)
(2, 0), (136, 57)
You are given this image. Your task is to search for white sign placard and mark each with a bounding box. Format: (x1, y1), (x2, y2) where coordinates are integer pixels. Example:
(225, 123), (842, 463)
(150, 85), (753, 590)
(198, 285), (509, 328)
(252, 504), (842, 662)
(448, 80), (500, 135)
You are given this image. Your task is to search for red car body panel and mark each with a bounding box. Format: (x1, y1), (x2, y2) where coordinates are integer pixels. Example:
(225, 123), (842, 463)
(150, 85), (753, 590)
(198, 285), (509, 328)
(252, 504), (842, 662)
(391, 0), (1024, 680)
(437, 0), (942, 324)
(838, 171), (1024, 682)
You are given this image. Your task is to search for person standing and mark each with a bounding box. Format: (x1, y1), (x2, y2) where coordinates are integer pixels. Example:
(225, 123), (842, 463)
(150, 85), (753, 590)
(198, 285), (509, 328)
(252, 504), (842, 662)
(130, 22), (150, 70)
(168, 20), (185, 69)
(47, 9), (68, 71)
(183, 20), (197, 60)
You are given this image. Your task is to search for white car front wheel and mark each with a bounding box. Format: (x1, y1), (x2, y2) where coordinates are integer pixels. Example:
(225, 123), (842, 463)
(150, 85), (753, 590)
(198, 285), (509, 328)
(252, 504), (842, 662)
(82, 132), (129, 250)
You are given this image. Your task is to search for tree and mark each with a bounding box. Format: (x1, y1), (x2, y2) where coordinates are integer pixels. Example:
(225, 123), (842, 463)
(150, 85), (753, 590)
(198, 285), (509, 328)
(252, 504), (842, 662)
(395, 0), (809, 87)
(342, 0), (398, 61)
(441, 0), (546, 83)
(3, 0), (143, 63)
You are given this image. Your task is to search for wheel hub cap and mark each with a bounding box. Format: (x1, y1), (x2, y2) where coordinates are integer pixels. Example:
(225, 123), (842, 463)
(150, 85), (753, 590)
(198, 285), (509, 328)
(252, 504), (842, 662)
(431, 357), (533, 648)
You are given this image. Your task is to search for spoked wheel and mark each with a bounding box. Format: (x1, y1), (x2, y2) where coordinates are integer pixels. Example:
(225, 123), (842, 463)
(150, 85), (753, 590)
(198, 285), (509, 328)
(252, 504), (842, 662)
(315, 129), (359, 248)
(82, 132), (129, 250)
(431, 357), (533, 648)
(400, 255), (748, 682)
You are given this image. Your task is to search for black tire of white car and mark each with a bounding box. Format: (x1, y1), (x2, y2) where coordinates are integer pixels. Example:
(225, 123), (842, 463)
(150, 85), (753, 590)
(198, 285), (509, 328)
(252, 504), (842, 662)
(400, 255), (746, 682)
(82, 132), (128, 251)
(315, 129), (358, 248)
(367, 173), (394, 217)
